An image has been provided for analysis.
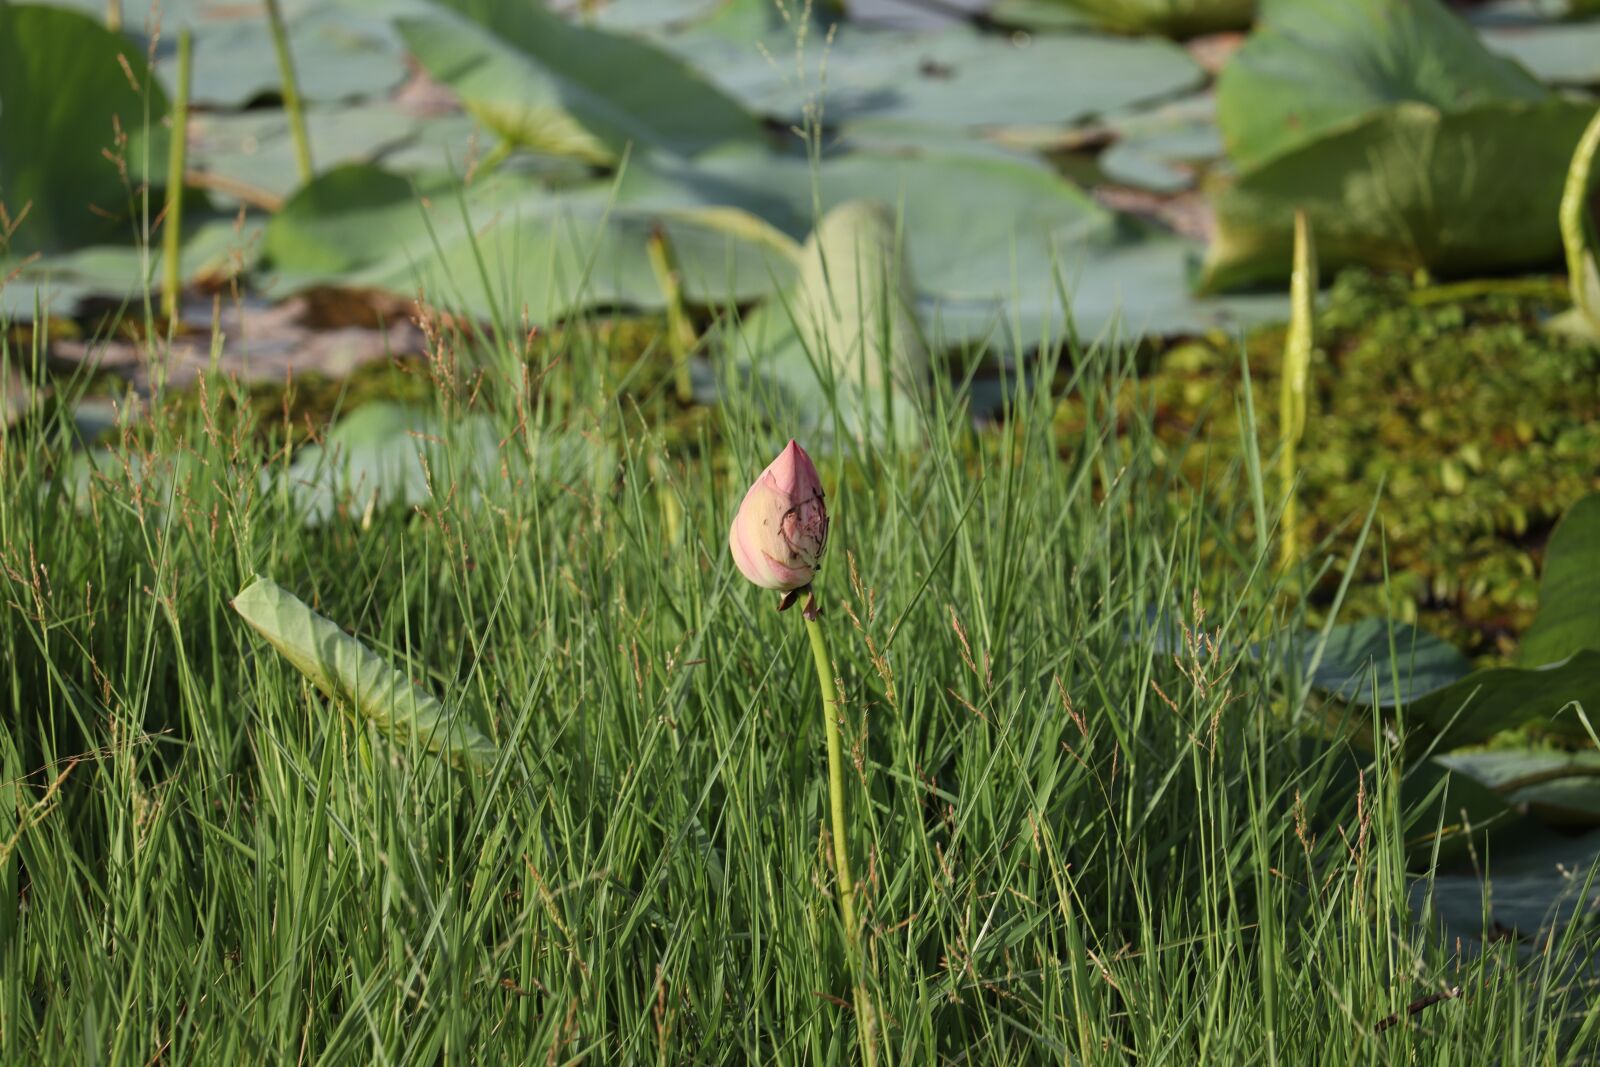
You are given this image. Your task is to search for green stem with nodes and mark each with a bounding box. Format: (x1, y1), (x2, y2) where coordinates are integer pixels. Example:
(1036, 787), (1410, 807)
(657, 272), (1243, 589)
(645, 228), (697, 405)
(802, 605), (878, 1067)
(264, 0), (313, 184)
(160, 28), (192, 325)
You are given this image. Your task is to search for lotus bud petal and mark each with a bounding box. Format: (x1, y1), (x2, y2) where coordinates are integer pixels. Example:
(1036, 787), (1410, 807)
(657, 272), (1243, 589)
(728, 440), (829, 591)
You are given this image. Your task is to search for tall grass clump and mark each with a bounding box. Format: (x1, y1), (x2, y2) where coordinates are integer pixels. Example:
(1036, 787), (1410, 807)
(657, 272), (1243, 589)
(0, 239), (1597, 1065)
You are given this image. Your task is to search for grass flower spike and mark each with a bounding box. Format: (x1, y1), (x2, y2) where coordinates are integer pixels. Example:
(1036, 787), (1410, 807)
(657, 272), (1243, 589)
(728, 439), (828, 595)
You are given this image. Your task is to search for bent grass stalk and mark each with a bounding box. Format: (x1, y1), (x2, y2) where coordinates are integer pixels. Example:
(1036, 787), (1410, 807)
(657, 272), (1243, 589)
(803, 607), (877, 1067)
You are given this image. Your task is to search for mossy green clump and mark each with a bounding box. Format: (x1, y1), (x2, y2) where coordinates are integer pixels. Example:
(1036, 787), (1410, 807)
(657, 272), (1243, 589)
(538, 314), (716, 452)
(1080, 270), (1600, 658)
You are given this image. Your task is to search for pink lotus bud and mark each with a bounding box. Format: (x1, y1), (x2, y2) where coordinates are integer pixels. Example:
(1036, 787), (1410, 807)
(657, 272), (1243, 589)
(728, 440), (829, 591)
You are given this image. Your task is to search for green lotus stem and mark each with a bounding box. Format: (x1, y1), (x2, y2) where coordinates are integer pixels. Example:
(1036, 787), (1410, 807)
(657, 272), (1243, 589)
(803, 609), (878, 1067)
(264, 0), (313, 184)
(729, 442), (872, 1060)
(160, 28), (192, 324)
(1278, 208), (1316, 572)
(645, 228), (697, 405)
(1560, 105), (1600, 329)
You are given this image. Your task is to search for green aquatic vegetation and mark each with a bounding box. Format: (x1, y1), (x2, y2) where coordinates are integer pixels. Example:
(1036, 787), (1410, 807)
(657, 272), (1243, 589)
(1060, 269), (1600, 658)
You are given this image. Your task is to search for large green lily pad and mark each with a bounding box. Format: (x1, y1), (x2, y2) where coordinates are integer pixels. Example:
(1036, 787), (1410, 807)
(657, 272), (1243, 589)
(178, 6), (408, 108)
(271, 400), (611, 524)
(1291, 493), (1600, 751)
(1096, 94), (1223, 193)
(1520, 492), (1600, 669)
(188, 104), (419, 204)
(1437, 749), (1600, 791)
(640, 150), (1115, 302)
(656, 23), (1203, 138)
(1202, 100), (1600, 291)
(620, 149), (1109, 331)
(1508, 778), (1600, 826)
(1301, 619), (1472, 707)
(0, 4), (170, 257)
(396, 0), (764, 164)
(1407, 654), (1600, 755)
(1437, 749), (1600, 828)
(589, 0), (723, 31)
(625, 148), (1285, 342)
(38, 0), (409, 107)
(928, 223), (1288, 345)
(1205, 0), (1592, 288)
(1417, 827), (1600, 949)
(1216, 0), (1547, 171)
(1301, 619), (1600, 752)
(1, 215), (262, 317)
(263, 163), (798, 322)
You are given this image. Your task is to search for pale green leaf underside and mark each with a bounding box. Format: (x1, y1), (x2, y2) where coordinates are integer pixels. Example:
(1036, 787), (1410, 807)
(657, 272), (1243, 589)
(232, 576), (497, 771)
